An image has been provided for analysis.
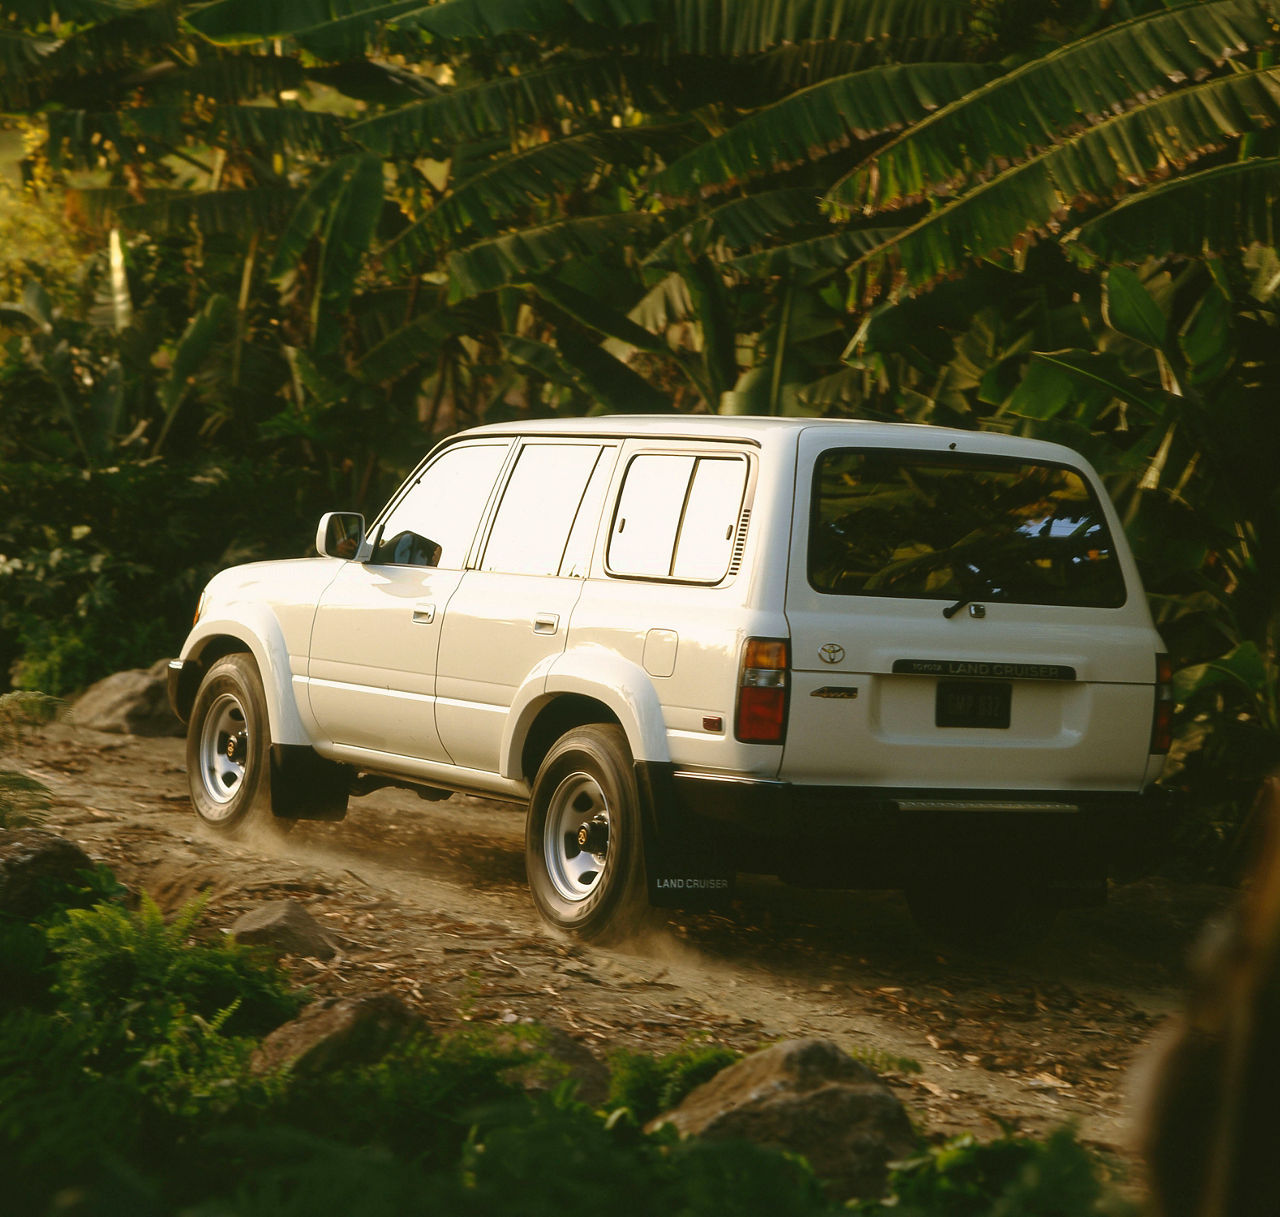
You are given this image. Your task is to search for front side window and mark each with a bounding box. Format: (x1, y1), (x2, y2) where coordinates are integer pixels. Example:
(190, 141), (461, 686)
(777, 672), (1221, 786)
(372, 443), (508, 568)
(809, 449), (1127, 608)
(608, 453), (748, 582)
(481, 443), (604, 577)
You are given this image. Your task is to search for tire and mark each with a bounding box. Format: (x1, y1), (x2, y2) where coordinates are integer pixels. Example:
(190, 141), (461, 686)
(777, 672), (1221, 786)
(186, 653), (273, 832)
(525, 724), (650, 942)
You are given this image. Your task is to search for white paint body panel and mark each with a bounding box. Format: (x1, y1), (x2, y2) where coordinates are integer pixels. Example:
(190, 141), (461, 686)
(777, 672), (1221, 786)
(177, 416), (1166, 807)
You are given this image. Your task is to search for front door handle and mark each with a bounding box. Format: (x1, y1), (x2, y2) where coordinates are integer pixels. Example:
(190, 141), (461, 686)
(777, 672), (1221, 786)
(412, 603), (436, 625)
(533, 613), (559, 635)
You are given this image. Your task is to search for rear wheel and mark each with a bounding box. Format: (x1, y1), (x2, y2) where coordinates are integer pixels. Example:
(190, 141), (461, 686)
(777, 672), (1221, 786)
(187, 653), (272, 832)
(526, 724), (649, 941)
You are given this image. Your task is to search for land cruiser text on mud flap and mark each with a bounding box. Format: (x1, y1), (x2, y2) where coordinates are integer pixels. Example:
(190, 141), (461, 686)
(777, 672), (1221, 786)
(168, 417), (1172, 941)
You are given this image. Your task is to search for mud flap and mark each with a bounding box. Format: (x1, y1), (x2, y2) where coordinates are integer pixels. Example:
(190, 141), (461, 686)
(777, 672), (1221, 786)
(634, 760), (735, 909)
(270, 745), (351, 821)
(645, 858), (736, 908)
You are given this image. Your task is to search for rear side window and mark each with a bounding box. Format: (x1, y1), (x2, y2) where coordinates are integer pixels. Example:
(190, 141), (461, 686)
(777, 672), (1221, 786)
(481, 443), (605, 577)
(608, 453), (748, 582)
(809, 449), (1127, 608)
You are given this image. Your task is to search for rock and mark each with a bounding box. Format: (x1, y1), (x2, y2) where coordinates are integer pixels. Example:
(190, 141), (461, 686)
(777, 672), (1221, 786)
(499, 1025), (612, 1106)
(0, 828), (96, 918)
(72, 659), (182, 737)
(651, 1038), (916, 1201)
(251, 991), (423, 1076)
(230, 900), (338, 960)
(540, 1027), (612, 1105)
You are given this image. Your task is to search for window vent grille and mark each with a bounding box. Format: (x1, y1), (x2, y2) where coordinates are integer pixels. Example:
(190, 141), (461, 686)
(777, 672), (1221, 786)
(728, 508), (752, 576)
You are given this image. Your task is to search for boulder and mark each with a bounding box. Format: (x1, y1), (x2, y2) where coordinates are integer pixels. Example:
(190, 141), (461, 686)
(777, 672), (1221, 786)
(230, 899), (338, 960)
(651, 1037), (916, 1201)
(251, 991), (423, 1076)
(0, 828), (96, 918)
(72, 659), (182, 737)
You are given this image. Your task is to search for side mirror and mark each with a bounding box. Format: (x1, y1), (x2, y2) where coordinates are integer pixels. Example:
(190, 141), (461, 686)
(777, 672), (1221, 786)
(316, 512), (365, 559)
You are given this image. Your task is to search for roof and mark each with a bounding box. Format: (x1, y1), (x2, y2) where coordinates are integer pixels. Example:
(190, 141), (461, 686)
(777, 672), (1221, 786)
(448, 414), (1089, 464)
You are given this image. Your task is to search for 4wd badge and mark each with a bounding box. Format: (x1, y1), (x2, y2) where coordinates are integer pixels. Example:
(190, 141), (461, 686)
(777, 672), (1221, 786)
(819, 643), (845, 665)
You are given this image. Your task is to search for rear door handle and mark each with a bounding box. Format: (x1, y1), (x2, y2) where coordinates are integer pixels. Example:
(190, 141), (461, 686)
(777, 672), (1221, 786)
(533, 613), (559, 635)
(412, 603), (436, 624)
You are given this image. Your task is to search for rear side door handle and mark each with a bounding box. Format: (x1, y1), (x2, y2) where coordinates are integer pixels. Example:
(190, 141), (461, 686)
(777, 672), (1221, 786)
(533, 613), (559, 635)
(412, 603), (436, 624)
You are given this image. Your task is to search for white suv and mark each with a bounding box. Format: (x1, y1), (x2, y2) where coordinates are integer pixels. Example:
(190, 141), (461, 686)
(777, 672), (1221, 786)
(169, 417), (1171, 939)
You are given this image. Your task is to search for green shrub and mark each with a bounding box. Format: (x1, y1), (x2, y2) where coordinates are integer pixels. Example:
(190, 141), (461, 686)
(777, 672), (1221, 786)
(852, 1126), (1135, 1217)
(0, 863), (125, 1012)
(270, 1026), (538, 1167)
(48, 893), (305, 1053)
(0, 1008), (155, 1213)
(605, 1039), (740, 1124)
(0, 458), (330, 693)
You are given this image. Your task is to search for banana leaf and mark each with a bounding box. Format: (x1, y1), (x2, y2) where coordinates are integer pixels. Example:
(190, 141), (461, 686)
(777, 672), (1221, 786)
(652, 62), (991, 201)
(446, 213), (661, 298)
(831, 0), (1271, 215)
(1070, 157), (1280, 266)
(846, 68), (1280, 299)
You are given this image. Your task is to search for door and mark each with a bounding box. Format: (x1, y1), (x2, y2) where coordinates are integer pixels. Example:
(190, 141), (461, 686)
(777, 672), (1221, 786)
(782, 430), (1162, 791)
(306, 441), (510, 761)
(436, 441), (617, 772)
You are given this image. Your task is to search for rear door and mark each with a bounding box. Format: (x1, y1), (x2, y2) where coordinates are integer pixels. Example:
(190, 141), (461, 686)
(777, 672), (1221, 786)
(782, 429), (1162, 793)
(435, 440), (618, 772)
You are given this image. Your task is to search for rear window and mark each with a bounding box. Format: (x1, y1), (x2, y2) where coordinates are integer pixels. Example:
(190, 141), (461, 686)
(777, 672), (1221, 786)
(809, 449), (1127, 608)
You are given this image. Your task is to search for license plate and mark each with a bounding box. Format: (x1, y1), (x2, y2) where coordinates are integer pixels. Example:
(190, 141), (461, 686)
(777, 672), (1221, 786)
(936, 680), (1011, 728)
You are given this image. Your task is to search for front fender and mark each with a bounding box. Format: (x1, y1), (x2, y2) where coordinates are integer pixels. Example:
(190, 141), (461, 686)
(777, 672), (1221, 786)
(500, 644), (670, 778)
(180, 607), (311, 746)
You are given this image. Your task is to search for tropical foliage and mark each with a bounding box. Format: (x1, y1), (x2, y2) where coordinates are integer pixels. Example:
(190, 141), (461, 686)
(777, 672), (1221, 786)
(2, 0), (1278, 867)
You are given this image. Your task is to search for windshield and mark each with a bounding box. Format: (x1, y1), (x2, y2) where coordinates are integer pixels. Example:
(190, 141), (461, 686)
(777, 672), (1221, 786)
(808, 449), (1127, 609)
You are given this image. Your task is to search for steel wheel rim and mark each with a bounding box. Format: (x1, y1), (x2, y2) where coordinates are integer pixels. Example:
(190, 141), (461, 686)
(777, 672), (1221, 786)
(544, 770), (610, 903)
(197, 691), (250, 818)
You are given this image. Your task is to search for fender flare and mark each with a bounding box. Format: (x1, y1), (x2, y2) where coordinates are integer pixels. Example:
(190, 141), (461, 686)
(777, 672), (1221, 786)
(181, 608), (311, 746)
(500, 644), (669, 779)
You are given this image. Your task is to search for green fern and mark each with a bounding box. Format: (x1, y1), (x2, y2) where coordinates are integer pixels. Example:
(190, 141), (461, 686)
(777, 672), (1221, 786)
(606, 1039), (740, 1123)
(47, 892), (305, 1049)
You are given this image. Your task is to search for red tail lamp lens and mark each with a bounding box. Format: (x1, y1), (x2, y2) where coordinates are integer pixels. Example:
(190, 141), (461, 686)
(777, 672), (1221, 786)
(736, 638), (789, 744)
(1151, 652), (1174, 754)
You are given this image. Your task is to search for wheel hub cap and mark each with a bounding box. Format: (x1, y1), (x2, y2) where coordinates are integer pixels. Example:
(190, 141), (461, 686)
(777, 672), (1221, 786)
(196, 691), (250, 817)
(544, 772), (611, 903)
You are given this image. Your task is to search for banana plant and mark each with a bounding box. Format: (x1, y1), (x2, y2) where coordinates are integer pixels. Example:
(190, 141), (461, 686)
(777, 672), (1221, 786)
(829, 0), (1280, 299)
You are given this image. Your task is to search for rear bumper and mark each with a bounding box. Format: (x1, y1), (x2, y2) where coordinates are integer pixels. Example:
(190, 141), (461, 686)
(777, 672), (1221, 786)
(638, 763), (1175, 889)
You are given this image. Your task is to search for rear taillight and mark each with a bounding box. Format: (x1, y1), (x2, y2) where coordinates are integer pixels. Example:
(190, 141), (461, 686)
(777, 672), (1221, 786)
(736, 638), (789, 744)
(1150, 652), (1173, 754)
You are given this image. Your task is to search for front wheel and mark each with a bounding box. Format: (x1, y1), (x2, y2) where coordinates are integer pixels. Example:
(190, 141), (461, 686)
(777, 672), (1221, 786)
(186, 653), (272, 832)
(526, 724), (650, 942)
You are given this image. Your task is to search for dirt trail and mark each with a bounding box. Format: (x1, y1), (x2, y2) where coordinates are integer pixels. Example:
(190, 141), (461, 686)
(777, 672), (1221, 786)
(18, 721), (1229, 1166)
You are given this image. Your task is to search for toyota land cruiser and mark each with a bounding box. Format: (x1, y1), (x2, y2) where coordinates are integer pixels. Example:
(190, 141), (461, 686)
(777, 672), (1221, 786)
(168, 417), (1171, 939)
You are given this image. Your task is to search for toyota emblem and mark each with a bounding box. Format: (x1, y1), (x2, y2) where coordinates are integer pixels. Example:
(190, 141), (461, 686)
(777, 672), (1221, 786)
(819, 643), (845, 665)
